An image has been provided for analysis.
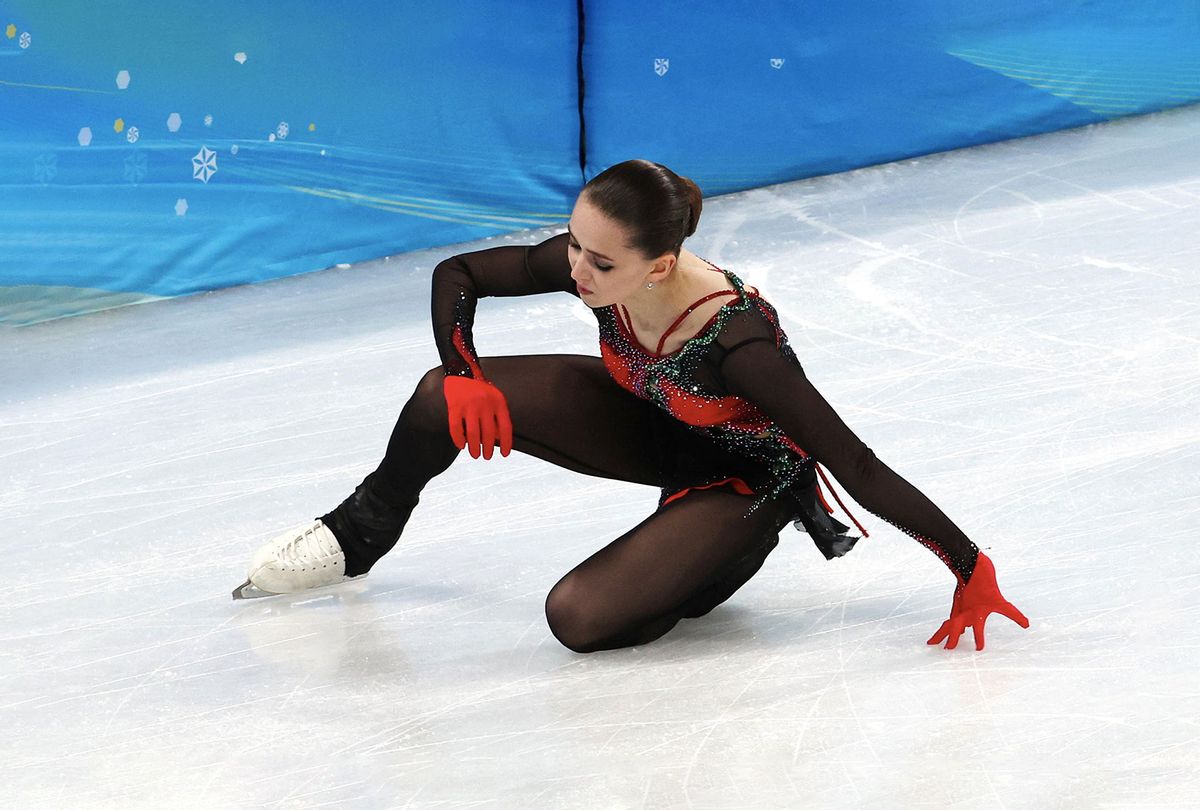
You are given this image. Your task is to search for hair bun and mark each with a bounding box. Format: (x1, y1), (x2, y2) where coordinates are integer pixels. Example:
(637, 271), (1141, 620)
(581, 159), (705, 258)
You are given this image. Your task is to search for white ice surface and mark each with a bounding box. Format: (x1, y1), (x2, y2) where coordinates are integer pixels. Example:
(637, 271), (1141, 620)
(3, 105), (1199, 809)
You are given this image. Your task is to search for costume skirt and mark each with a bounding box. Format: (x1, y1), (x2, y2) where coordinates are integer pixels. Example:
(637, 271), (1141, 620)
(651, 410), (861, 561)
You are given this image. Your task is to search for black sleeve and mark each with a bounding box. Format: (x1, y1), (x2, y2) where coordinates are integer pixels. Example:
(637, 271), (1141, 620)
(430, 231), (577, 380)
(714, 305), (981, 584)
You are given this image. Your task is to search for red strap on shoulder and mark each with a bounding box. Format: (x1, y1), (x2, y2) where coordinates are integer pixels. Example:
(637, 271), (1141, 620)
(653, 290), (740, 355)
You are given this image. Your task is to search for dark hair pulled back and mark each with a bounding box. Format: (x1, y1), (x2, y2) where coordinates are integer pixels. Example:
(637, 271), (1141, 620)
(580, 159), (703, 260)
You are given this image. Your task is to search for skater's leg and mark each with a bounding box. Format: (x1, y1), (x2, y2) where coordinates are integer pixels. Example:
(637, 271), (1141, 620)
(326, 354), (673, 576)
(373, 354), (667, 498)
(544, 486), (796, 653)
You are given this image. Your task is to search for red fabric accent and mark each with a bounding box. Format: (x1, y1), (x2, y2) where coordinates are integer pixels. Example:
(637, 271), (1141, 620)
(657, 373), (766, 427)
(600, 340), (775, 432)
(661, 476), (755, 508)
(814, 463), (870, 538)
(599, 339), (641, 394)
(450, 325), (486, 380)
(777, 433), (811, 460)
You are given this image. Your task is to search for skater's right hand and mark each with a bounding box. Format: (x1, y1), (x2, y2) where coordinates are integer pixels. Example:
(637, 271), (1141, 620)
(443, 375), (513, 460)
(927, 552), (1029, 651)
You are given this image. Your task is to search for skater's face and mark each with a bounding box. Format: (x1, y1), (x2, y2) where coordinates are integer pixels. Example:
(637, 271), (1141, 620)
(567, 195), (677, 308)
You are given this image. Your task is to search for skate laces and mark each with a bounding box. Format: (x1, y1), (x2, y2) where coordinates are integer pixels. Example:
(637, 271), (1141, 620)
(277, 521), (340, 564)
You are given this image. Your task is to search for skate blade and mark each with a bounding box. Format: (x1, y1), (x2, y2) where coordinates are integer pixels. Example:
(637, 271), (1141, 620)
(232, 579), (277, 600)
(231, 575), (367, 601)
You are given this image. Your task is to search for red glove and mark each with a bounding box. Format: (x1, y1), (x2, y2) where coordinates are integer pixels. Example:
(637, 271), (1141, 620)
(443, 376), (513, 460)
(927, 552), (1029, 651)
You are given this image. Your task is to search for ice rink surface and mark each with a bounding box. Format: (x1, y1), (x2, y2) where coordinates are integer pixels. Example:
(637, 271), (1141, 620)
(3, 105), (1199, 808)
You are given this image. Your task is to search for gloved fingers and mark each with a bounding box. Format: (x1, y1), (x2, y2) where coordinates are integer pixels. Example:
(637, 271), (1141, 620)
(496, 402), (513, 457)
(972, 613), (987, 651)
(465, 410), (482, 459)
(443, 380), (469, 452)
(447, 408), (466, 451)
(496, 409), (512, 457)
(480, 412), (496, 460)
(927, 619), (951, 646)
(943, 616), (966, 650)
(1000, 601), (1030, 629)
(486, 385), (513, 458)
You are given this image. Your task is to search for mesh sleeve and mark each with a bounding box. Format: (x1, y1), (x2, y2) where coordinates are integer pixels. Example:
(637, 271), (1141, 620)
(714, 307), (980, 584)
(430, 231), (577, 380)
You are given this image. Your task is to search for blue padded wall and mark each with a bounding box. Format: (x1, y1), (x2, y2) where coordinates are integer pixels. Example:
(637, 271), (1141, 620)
(2, 1), (1198, 325)
(583, 0), (1200, 191)
(1, 1), (580, 324)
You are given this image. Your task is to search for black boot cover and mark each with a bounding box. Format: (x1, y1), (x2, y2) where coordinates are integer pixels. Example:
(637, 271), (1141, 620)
(318, 471), (420, 577)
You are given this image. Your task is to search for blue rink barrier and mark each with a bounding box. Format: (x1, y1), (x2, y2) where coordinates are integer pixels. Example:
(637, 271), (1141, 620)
(2, 1), (1197, 325)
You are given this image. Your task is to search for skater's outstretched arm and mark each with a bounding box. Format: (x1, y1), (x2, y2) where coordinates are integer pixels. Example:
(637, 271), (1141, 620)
(714, 303), (1029, 648)
(715, 309), (979, 583)
(431, 232), (577, 380)
(714, 304), (979, 581)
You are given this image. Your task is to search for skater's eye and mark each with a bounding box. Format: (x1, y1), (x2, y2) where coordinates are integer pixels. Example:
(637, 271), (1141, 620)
(568, 238), (613, 271)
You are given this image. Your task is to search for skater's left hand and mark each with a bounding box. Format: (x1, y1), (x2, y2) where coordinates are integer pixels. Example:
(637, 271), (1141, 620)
(927, 552), (1029, 651)
(443, 375), (513, 461)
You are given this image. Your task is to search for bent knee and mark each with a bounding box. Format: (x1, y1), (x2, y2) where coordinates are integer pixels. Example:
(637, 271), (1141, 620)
(403, 367), (448, 429)
(417, 365), (443, 397)
(544, 578), (609, 654)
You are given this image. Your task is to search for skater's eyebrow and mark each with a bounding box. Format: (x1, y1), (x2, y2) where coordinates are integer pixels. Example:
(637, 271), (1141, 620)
(566, 223), (615, 262)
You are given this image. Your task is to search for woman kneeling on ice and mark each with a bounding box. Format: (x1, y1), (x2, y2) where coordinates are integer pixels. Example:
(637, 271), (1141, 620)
(235, 159), (1029, 654)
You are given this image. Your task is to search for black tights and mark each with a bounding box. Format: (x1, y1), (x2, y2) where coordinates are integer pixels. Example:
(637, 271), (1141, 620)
(325, 354), (798, 654)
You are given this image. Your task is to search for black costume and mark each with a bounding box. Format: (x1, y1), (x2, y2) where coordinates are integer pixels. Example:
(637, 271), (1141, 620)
(321, 231), (980, 652)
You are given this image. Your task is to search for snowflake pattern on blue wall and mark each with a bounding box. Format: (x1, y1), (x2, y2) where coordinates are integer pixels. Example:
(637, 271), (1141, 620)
(192, 146), (218, 183)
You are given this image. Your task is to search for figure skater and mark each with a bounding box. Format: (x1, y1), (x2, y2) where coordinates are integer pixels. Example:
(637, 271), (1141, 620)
(234, 159), (1029, 654)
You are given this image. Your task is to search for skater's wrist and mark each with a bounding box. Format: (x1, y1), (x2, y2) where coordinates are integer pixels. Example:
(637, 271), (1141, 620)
(444, 369), (488, 384)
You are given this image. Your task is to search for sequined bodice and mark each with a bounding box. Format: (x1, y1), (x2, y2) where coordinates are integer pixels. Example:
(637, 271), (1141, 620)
(594, 262), (817, 508)
(598, 265), (776, 422)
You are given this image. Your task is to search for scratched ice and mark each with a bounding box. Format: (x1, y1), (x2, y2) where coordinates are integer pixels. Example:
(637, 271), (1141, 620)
(3, 105), (1198, 808)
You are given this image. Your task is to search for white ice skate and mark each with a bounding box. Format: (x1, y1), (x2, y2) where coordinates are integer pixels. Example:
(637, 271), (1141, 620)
(232, 518), (363, 600)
